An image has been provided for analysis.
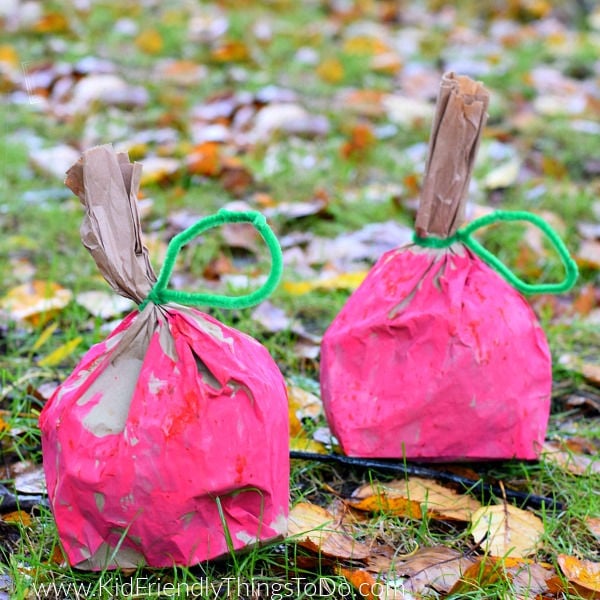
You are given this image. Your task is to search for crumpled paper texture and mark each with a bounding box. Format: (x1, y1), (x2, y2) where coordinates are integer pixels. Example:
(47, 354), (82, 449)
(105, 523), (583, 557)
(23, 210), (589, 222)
(321, 246), (551, 460)
(39, 145), (289, 569)
(415, 72), (489, 238)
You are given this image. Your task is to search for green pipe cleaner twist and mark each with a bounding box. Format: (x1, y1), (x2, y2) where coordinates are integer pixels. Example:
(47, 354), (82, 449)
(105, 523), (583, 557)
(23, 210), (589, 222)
(412, 210), (578, 295)
(139, 209), (283, 310)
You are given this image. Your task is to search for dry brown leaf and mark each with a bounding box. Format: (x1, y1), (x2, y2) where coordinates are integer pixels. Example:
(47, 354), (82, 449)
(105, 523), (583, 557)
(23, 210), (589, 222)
(392, 546), (476, 594)
(470, 504), (544, 558)
(572, 284), (598, 316)
(558, 554), (600, 595)
(349, 478), (482, 521)
(13, 463), (47, 495)
(287, 502), (371, 560)
(585, 517), (600, 541)
(582, 363), (600, 387)
(577, 240), (600, 269)
(0, 281), (72, 325)
(542, 441), (600, 476)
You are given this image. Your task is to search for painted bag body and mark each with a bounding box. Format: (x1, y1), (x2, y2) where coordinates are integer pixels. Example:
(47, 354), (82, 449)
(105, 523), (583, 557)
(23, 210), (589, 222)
(320, 244), (551, 460)
(39, 145), (289, 569)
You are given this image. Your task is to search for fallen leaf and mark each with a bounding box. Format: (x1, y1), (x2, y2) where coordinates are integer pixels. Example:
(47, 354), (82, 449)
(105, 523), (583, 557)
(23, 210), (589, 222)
(13, 464), (47, 494)
(33, 12), (69, 33)
(558, 555), (600, 595)
(289, 437), (328, 454)
(211, 40), (249, 63)
(0, 44), (19, 68)
(572, 284), (597, 316)
(135, 28), (164, 54)
(288, 385), (323, 421)
(287, 502), (371, 560)
(582, 363), (600, 387)
(338, 567), (380, 600)
(339, 89), (386, 118)
(483, 158), (521, 189)
(349, 482), (423, 519)
(139, 156), (180, 185)
(350, 478), (482, 521)
(219, 158), (254, 196)
(38, 337), (82, 367)
(186, 142), (222, 177)
(383, 94), (432, 126)
(2, 510), (32, 527)
(470, 504), (544, 558)
(0, 281), (73, 325)
(30, 145), (81, 180)
(577, 240), (600, 269)
(283, 272), (368, 295)
(341, 123), (375, 159)
(542, 441), (600, 476)
(75, 291), (135, 319)
(585, 517), (600, 541)
(251, 301), (293, 332)
(391, 546), (476, 594)
(68, 74), (149, 114)
(317, 58), (345, 84)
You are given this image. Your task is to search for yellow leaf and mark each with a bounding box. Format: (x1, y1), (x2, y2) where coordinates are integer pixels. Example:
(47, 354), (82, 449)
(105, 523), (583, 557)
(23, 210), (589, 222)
(0, 281), (72, 325)
(470, 504), (544, 558)
(283, 272), (367, 296)
(38, 337), (82, 368)
(211, 40), (250, 63)
(343, 36), (389, 56)
(135, 29), (164, 54)
(32, 322), (59, 351)
(289, 437), (327, 454)
(0, 45), (19, 68)
(558, 554), (600, 594)
(317, 58), (345, 84)
(33, 13), (69, 33)
(3, 510), (32, 527)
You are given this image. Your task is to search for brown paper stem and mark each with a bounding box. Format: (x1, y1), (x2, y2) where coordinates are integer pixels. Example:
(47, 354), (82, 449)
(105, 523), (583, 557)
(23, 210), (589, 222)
(415, 72), (490, 238)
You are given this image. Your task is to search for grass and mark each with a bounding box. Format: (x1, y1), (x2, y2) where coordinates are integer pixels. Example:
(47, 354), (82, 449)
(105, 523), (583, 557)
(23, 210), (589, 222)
(1, 0), (600, 598)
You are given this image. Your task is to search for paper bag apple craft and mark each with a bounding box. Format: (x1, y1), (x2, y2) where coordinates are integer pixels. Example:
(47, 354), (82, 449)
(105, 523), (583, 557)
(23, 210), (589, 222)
(39, 145), (289, 569)
(320, 73), (578, 461)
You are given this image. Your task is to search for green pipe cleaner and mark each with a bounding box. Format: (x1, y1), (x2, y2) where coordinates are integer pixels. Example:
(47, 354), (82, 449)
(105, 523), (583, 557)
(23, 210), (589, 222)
(139, 209), (283, 310)
(412, 210), (578, 295)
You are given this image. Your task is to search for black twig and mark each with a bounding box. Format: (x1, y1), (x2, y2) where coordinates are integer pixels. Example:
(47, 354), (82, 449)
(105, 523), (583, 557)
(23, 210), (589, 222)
(290, 451), (564, 512)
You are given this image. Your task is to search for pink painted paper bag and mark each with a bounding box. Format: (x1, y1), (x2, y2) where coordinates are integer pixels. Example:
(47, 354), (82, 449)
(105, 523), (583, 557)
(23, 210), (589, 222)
(39, 145), (289, 569)
(320, 74), (578, 461)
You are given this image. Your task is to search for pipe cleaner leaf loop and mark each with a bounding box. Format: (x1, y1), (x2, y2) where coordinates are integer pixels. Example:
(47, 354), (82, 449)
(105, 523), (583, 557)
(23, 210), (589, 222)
(139, 209), (283, 310)
(413, 210), (578, 295)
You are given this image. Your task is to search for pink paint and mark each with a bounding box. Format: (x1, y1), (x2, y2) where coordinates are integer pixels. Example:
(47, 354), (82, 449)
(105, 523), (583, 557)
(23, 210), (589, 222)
(40, 305), (289, 569)
(321, 246), (551, 460)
